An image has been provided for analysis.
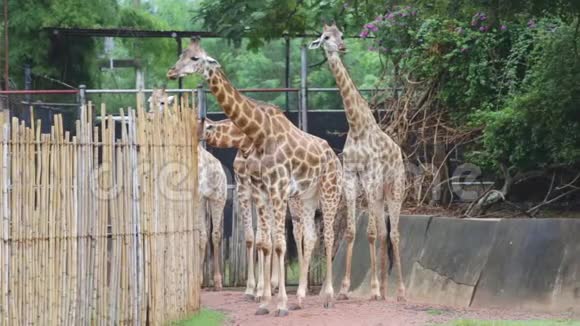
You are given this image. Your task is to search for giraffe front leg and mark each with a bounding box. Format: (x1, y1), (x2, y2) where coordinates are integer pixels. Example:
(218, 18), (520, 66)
(320, 163), (342, 308)
(270, 190), (289, 317)
(292, 198), (316, 310)
(288, 198), (304, 310)
(338, 170), (357, 300)
(255, 235), (273, 315)
(210, 198), (225, 291)
(237, 180), (256, 299)
(270, 239), (279, 294)
(254, 187), (273, 314)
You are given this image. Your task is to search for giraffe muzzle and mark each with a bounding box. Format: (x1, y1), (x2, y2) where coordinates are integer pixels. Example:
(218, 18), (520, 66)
(167, 69), (178, 80)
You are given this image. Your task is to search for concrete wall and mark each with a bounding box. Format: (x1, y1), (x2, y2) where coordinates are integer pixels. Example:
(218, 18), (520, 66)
(330, 215), (580, 313)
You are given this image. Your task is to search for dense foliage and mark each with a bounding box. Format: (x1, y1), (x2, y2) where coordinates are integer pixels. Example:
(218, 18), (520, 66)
(3, 0), (580, 181)
(356, 4), (580, 172)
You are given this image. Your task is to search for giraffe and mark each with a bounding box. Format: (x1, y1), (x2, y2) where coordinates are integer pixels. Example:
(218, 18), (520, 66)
(147, 88), (175, 113)
(167, 38), (343, 316)
(149, 88), (227, 291)
(200, 117), (307, 301)
(309, 23), (407, 302)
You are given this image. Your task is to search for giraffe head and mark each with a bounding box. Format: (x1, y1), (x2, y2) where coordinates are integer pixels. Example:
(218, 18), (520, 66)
(147, 88), (175, 112)
(308, 23), (346, 55)
(167, 37), (220, 80)
(200, 118), (252, 151)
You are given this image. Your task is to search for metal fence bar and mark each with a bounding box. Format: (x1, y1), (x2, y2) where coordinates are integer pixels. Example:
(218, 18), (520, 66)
(300, 46), (308, 132)
(85, 88), (301, 94)
(0, 90), (79, 95)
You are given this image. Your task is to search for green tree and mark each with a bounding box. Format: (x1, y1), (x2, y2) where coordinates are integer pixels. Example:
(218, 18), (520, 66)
(7, 0), (118, 88)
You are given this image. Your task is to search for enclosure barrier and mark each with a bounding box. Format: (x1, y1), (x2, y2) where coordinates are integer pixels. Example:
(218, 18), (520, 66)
(0, 99), (201, 325)
(330, 214), (580, 313)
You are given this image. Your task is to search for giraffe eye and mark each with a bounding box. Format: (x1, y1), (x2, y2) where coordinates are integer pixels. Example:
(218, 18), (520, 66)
(324, 36), (330, 40)
(191, 56), (199, 61)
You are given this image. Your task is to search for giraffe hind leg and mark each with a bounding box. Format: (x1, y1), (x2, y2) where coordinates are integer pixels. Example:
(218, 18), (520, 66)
(387, 187), (406, 302)
(209, 197), (225, 291)
(338, 170), (357, 300)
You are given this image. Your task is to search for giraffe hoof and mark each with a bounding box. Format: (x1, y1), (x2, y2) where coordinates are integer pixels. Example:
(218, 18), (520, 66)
(397, 295), (407, 303)
(288, 303), (302, 311)
(337, 293), (349, 301)
(323, 301), (334, 309)
(244, 294), (255, 301)
(214, 286), (222, 292)
(371, 295), (383, 301)
(255, 307), (270, 316)
(275, 309), (289, 317)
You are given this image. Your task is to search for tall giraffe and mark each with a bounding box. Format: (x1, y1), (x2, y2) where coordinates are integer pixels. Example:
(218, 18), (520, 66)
(200, 117), (310, 303)
(167, 38), (343, 316)
(149, 89), (227, 290)
(309, 23), (407, 302)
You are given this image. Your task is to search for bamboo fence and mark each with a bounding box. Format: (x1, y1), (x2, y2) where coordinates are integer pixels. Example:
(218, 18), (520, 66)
(0, 97), (200, 325)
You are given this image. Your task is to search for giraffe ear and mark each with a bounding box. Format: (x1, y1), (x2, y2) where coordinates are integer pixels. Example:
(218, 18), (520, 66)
(166, 96), (175, 104)
(205, 56), (220, 67)
(308, 36), (323, 49)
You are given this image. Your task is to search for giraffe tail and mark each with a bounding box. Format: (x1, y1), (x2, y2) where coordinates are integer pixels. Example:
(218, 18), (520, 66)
(386, 217), (394, 273)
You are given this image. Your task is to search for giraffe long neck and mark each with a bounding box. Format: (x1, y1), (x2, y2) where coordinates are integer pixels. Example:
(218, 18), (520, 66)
(206, 69), (269, 143)
(327, 53), (375, 133)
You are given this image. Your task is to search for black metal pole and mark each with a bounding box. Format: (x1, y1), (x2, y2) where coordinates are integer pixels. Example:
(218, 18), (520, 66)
(300, 46), (308, 132)
(176, 37), (183, 90)
(284, 35), (290, 112)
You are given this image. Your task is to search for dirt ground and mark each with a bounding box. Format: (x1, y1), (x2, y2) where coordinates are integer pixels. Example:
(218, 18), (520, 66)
(202, 289), (574, 326)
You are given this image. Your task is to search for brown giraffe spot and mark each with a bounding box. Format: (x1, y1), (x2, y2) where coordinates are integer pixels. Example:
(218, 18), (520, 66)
(296, 163), (308, 178)
(269, 171), (279, 184)
(234, 91), (243, 103)
(271, 116), (284, 131)
(276, 134), (285, 144)
(208, 70), (214, 77)
(253, 111), (264, 124)
(237, 115), (249, 128)
(229, 106), (240, 120)
(294, 147), (306, 160)
(275, 151), (287, 164)
(224, 83), (234, 96)
(211, 86), (219, 93)
(245, 121), (260, 136)
(216, 92), (226, 103)
(306, 152), (320, 166)
(287, 136), (297, 148)
(345, 98), (351, 107)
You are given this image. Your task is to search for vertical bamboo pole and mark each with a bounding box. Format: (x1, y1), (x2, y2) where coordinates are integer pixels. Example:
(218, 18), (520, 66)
(0, 108), (8, 325)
